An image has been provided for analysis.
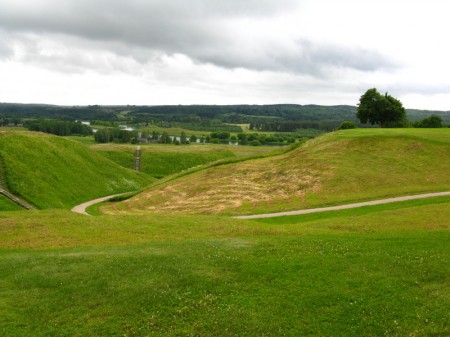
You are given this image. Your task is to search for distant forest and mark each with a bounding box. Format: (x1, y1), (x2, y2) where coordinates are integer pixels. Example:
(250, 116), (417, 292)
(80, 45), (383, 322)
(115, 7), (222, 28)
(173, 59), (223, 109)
(1, 103), (449, 132)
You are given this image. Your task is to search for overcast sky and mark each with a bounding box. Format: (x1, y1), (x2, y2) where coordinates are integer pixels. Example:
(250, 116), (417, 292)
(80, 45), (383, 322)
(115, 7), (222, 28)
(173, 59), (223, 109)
(0, 0), (449, 110)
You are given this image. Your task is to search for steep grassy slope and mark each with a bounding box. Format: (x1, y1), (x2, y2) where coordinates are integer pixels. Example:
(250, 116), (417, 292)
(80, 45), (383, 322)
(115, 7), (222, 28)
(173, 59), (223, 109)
(0, 195), (23, 211)
(0, 132), (153, 209)
(102, 129), (450, 215)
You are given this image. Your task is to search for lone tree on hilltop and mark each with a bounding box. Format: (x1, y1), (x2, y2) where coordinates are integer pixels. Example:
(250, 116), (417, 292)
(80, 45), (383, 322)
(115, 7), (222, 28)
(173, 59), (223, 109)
(356, 88), (407, 127)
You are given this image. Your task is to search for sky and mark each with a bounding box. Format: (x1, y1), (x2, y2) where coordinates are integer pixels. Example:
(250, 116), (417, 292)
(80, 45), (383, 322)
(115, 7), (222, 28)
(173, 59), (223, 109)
(0, 0), (449, 110)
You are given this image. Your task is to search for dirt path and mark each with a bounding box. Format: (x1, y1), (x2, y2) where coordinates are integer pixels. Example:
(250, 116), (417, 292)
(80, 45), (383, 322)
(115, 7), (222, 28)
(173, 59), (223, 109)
(233, 191), (450, 220)
(72, 191), (450, 218)
(71, 193), (129, 215)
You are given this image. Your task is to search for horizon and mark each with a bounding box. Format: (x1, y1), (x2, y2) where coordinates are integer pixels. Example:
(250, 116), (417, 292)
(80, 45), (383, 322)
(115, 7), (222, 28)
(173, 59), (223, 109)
(1, 101), (449, 113)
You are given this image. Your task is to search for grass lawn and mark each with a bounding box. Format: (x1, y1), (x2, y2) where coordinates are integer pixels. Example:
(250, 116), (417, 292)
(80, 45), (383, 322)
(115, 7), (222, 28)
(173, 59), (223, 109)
(0, 197), (449, 336)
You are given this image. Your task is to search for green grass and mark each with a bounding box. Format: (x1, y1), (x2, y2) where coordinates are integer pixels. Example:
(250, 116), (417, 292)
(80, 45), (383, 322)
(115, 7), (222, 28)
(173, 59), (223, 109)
(90, 142), (278, 157)
(0, 126), (27, 132)
(0, 198), (449, 336)
(95, 146), (236, 178)
(140, 150), (235, 178)
(137, 125), (211, 137)
(0, 128), (449, 336)
(65, 135), (96, 145)
(0, 132), (153, 209)
(96, 150), (136, 171)
(254, 195), (450, 227)
(0, 194), (24, 211)
(104, 128), (450, 215)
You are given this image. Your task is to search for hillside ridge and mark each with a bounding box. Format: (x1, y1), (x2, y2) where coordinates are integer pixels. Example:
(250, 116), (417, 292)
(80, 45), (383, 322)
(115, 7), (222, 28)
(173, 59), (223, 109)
(0, 131), (152, 209)
(101, 129), (450, 216)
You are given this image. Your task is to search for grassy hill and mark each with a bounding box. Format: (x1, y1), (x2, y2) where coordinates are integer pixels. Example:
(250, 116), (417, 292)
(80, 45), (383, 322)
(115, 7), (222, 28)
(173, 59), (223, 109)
(101, 128), (450, 215)
(0, 132), (153, 209)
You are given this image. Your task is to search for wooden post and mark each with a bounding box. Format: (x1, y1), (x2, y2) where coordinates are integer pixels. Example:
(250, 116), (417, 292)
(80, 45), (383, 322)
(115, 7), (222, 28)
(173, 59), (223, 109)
(135, 146), (141, 172)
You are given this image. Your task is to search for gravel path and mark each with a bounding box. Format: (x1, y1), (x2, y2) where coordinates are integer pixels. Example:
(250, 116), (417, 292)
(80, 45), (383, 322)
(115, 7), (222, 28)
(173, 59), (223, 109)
(72, 191), (450, 217)
(71, 193), (129, 216)
(233, 191), (450, 220)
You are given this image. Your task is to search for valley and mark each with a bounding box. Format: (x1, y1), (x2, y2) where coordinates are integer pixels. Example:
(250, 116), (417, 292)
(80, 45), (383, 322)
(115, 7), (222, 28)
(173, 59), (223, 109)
(0, 127), (449, 336)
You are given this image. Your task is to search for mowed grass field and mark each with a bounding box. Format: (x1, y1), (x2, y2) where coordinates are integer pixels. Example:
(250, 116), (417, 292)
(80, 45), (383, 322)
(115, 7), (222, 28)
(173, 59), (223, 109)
(0, 128), (449, 336)
(0, 196), (449, 336)
(0, 132), (153, 209)
(101, 128), (450, 215)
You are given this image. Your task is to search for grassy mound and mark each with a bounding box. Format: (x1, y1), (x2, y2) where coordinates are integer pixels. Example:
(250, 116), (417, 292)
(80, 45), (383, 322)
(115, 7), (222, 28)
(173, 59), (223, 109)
(0, 132), (153, 209)
(102, 128), (450, 215)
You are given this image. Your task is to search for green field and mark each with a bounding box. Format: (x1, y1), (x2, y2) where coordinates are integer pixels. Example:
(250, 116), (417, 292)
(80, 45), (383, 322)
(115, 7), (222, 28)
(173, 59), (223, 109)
(0, 128), (449, 336)
(102, 128), (450, 215)
(91, 143), (278, 179)
(94, 147), (235, 179)
(0, 132), (153, 209)
(0, 196), (449, 336)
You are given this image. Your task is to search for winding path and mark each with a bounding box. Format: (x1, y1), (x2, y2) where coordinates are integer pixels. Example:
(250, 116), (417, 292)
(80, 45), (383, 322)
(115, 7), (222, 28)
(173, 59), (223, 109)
(233, 191), (450, 219)
(71, 191), (450, 218)
(71, 193), (129, 216)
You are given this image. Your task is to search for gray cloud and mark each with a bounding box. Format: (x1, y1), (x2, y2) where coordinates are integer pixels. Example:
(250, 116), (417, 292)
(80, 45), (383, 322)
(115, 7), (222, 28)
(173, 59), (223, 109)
(196, 39), (396, 76)
(0, 0), (395, 76)
(387, 82), (450, 96)
(0, 30), (14, 59)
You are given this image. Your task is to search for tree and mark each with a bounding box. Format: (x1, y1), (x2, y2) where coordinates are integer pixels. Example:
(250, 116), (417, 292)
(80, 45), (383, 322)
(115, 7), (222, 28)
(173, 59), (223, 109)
(356, 88), (406, 127)
(94, 128), (111, 143)
(160, 131), (171, 144)
(414, 115), (443, 128)
(338, 121), (356, 130)
(180, 131), (187, 144)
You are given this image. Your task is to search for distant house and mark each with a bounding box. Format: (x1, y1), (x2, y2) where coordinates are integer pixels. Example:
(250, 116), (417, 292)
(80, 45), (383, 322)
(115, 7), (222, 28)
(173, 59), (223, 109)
(119, 125), (135, 131)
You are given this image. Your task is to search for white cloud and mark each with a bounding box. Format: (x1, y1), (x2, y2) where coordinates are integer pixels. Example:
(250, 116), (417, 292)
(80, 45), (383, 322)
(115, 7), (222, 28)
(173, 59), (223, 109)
(0, 0), (449, 109)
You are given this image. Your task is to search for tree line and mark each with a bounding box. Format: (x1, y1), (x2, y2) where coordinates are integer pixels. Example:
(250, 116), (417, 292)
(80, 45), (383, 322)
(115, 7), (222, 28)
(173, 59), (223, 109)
(25, 120), (93, 136)
(92, 128), (298, 146)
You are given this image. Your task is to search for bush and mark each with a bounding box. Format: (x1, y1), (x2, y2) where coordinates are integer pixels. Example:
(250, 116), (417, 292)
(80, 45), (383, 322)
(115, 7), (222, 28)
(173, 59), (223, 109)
(414, 115), (443, 128)
(338, 121), (356, 130)
(250, 139), (261, 146)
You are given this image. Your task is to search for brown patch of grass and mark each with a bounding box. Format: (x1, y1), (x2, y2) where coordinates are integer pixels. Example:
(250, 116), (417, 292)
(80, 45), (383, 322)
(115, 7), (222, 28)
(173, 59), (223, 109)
(101, 129), (450, 216)
(102, 147), (327, 215)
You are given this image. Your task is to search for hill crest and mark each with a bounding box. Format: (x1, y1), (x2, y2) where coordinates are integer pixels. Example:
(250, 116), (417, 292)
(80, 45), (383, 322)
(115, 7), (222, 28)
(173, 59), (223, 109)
(101, 129), (450, 215)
